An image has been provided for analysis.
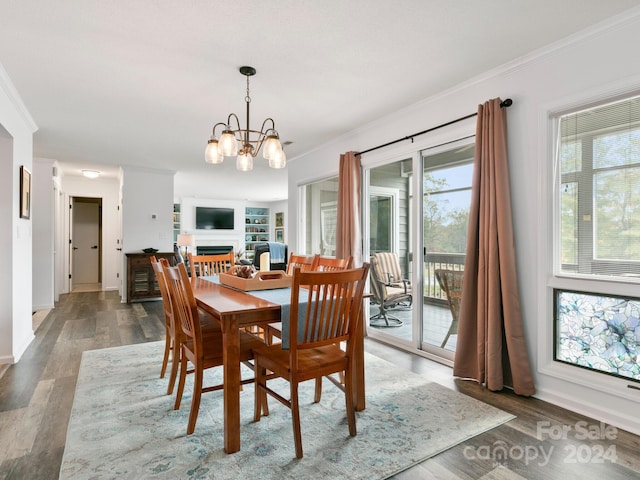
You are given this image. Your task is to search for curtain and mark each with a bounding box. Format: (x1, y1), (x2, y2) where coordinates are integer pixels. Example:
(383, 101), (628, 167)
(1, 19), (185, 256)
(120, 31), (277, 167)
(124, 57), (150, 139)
(336, 151), (362, 267)
(453, 98), (535, 396)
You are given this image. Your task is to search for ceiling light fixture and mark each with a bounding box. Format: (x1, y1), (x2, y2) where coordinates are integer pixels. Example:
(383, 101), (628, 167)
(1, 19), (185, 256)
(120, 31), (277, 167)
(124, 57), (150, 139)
(205, 66), (286, 171)
(82, 169), (100, 179)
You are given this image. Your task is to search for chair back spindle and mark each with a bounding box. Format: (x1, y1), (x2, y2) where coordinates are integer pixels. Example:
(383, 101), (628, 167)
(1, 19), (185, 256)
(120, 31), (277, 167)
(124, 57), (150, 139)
(188, 252), (235, 277)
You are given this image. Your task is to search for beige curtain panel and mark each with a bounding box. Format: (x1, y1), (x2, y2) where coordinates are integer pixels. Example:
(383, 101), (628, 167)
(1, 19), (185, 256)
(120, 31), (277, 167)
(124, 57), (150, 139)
(453, 98), (535, 396)
(336, 151), (363, 267)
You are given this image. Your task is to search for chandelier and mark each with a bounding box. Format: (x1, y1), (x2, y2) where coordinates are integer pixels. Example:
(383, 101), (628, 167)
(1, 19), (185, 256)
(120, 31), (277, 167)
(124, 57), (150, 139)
(205, 66), (286, 171)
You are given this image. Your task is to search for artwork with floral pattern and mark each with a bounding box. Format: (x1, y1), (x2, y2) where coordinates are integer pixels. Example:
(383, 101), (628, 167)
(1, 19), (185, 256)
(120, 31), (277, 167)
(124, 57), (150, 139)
(556, 290), (640, 381)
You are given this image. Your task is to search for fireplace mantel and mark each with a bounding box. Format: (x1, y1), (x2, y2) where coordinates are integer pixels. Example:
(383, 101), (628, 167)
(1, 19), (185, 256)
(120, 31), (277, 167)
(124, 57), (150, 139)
(194, 237), (241, 253)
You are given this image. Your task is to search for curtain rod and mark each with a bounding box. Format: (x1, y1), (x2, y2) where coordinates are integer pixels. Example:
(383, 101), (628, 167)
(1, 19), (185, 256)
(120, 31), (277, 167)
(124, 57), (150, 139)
(355, 98), (513, 156)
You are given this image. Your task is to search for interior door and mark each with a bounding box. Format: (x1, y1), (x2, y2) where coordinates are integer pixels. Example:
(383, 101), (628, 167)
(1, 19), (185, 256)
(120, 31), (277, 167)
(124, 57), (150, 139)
(72, 198), (101, 285)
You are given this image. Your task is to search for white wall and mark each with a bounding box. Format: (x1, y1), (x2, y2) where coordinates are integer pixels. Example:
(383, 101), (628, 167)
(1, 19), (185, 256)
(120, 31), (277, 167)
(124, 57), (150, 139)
(288, 11), (640, 435)
(0, 64), (38, 364)
(122, 166), (174, 254)
(61, 173), (122, 293)
(121, 166), (174, 301)
(32, 157), (55, 310)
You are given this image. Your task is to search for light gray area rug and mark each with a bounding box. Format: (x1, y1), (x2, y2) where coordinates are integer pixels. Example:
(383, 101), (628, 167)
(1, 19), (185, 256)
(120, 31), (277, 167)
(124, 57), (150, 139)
(60, 341), (514, 479)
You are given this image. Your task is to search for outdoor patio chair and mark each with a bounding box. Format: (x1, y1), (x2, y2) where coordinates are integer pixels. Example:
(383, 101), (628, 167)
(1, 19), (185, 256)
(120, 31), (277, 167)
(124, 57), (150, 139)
(369, 254), (412, 327)
(434, 269), (464, 348)
(371, 251), (412, 299)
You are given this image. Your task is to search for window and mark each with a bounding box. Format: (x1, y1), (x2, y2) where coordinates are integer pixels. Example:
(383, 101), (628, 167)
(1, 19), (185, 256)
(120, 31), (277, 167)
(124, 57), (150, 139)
(301, 176), (339, 256)
(556, 95), (640, 278)
(553, 94), (640, 382)
(370, 186), (400, 253)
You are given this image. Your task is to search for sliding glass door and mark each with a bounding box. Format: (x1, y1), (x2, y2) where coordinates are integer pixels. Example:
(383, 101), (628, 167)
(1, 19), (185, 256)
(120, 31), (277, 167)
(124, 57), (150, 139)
(421, 140), (474, 358)
(299, 140), (474, 363)
(367, 159), (414, 344)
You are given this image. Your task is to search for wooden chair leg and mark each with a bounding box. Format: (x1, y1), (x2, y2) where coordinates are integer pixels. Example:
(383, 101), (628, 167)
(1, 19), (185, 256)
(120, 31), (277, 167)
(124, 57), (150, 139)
(344, 368), (356, 437)
(160, 327), (171, 378)
(167, 339), (180, 395)
(314, 377), (322, 403)
(187, 364), (203, 434)
(174, 352), (187, 410)
(254, 362), (264, 422)
(291, 381), (303, 459)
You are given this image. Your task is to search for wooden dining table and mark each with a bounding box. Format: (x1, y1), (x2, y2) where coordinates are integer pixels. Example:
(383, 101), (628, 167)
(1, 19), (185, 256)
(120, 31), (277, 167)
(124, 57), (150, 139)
(191, 276), (367, 454)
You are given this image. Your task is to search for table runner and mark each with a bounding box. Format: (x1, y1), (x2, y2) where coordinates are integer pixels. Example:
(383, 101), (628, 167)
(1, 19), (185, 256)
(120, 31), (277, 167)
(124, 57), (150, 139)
(202, 275), (302, 348)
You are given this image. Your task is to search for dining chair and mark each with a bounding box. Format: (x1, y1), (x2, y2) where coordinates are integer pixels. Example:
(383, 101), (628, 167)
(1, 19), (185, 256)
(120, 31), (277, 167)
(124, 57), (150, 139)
(306, 255), (353, 401)
(163, 261), (262, 434)
(253, 263), (370, 459)
(314, 255), (353, 272)
(263, 253), (319, 345)
(285, 252), (318, 275)
(188, 251), (235, 277)
(150, 255), (180, 394)
(265, 255), (354, 346)
(434, 269), (464, 348)
(151, 256), (223, 396)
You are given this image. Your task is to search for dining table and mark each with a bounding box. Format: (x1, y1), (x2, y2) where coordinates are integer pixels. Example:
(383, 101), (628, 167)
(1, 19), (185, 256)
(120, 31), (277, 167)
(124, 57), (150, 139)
(191, 276), (367, 454)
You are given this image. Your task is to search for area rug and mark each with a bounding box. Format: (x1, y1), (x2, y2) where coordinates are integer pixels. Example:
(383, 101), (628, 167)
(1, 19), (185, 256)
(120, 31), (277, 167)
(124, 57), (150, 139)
(60, 342), (514, 480)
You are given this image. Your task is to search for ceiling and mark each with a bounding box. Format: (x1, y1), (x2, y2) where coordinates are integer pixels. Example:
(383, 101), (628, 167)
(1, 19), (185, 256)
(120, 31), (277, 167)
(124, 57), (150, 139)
(1, 1), (639, 201)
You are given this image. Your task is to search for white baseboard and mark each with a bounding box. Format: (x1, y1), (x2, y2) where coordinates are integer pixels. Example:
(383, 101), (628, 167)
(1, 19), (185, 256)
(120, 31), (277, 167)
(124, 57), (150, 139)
(33, 303), (54, 311)
(11, 332), (35, 364)
(535, 387), (640, 437)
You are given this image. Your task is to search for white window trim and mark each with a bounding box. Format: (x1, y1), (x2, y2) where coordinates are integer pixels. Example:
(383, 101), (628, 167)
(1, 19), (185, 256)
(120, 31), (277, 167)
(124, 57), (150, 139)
(369, 185), (400, 254)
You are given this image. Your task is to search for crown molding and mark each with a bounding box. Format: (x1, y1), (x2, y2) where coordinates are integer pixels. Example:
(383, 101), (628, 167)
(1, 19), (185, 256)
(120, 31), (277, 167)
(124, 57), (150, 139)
(0, 63), (37, 133)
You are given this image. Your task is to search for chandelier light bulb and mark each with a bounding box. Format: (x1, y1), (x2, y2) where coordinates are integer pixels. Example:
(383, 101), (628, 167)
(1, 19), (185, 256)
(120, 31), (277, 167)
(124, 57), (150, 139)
(219, 129), (239, 156)
(236, 150), (253, 171)
(268, 148), (287, 169)
(262, 134), (282, 160)
(205, 138), (224, 164)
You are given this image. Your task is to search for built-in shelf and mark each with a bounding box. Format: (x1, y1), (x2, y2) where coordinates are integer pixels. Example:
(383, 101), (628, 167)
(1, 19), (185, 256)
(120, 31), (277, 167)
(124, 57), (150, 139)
(245, 207), (269, 260)
(173, 204), (180, 243)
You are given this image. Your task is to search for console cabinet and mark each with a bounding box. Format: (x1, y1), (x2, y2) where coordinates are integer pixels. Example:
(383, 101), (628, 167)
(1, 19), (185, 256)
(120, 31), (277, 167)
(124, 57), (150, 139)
(126, 252), (176, 303)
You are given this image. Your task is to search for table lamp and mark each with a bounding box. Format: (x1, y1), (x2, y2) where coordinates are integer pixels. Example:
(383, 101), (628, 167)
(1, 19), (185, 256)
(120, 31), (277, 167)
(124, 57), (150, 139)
(176, 234), (195, 259)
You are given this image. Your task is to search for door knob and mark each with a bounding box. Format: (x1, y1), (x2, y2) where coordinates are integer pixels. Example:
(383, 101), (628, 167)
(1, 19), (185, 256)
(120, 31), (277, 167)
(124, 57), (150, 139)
(73, 247), (78, 250)
(91, 245), (98, 249)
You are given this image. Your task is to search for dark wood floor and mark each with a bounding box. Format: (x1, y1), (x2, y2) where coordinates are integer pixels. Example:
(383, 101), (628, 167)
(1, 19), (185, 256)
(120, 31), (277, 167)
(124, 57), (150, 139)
(1, 291), (639, 479)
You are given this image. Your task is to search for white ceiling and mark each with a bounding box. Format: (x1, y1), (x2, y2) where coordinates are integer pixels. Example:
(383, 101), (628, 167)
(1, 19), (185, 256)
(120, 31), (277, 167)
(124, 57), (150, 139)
(2, 1), (639, 201)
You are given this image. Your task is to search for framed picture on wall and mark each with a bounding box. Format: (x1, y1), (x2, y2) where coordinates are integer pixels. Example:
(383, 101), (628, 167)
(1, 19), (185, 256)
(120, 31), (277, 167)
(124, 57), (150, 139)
(275, 211), (284, 227)
(20, 166), (31, 219)
(275, 228), (284, 243)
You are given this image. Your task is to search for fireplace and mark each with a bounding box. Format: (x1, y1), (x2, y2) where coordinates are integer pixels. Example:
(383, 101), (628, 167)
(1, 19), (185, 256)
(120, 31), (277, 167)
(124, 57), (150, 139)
(197, 245), (234, 255)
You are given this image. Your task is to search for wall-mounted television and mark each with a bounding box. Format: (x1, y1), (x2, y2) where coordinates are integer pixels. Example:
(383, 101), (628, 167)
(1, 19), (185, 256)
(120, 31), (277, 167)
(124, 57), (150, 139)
(195, 207), (235, 230)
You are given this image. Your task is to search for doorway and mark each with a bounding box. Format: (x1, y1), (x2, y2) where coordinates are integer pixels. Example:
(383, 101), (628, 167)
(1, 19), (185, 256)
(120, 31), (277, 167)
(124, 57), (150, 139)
(367, 159), (413, 344)
(70, 197), (102, 292)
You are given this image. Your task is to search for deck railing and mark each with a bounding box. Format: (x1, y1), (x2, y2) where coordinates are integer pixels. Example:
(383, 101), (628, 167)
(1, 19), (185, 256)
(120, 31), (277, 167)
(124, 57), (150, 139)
(423, 252), (465, 301)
